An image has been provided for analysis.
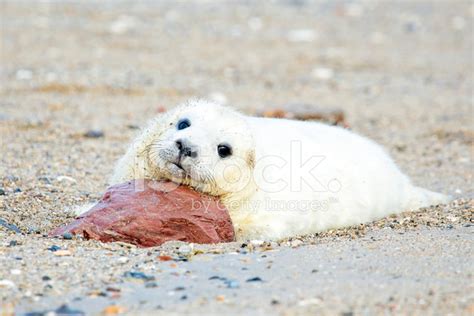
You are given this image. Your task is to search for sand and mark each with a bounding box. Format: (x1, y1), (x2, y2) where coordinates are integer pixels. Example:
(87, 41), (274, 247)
(0, 1), (473, 315)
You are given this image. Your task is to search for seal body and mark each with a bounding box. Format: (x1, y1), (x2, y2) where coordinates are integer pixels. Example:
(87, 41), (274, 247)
(110, 100), (449, 240)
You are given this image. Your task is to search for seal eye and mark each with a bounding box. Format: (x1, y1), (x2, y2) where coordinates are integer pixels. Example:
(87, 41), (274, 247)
(217, 144), (232, 158)
(177, 119), (190, 130)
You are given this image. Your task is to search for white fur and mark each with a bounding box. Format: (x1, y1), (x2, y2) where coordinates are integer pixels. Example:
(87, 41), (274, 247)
(105, 100), (449, 240)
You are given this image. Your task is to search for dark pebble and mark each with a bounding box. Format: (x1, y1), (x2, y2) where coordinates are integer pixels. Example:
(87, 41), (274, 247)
(8, 240), (18, 247)
(311, 269), (318, 273)
(42, 276), (51, 281)
(83, 130), (104, 138)
(271, 299), (280, 305)
(208, 276), (224, 280)
(174, 286), (186, 291)
(123, 271), (155, 281)
(62, 233), (73, 240)
(0, 218), (21, 234)
(0, 188), (5, 195)
(14, 188), (22, 193)
(47, 245), (61, 252)
(145, 282), (158, 288)
(55, 304), (85, 316)
(127, 124), (140, 130)
(246, 277), (263, 282)
(180, 295), (188, 300)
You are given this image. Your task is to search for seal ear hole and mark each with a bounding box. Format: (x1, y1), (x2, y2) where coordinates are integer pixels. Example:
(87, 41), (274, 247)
(177, 118), (191, 130)
(217, 144), (232, 158)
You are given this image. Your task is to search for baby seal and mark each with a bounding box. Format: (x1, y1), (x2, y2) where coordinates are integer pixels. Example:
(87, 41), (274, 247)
(110, 99), (449, 240)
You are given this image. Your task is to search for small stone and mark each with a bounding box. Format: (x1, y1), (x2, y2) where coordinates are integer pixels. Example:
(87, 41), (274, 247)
(117, 256), (129, 264)
(57, 176), (77, 184)
(123, 271), (155, 281)
(250, 240), (264, 246)
(42, 276), (52, 281)
(246, 277), (263, 282)
(15, 69), (33, 80)
(13, 188), (22, 193)
(0, 219), (21, 234)
(216, 295), (225, 302)
(8, 240), (18, 247)
(10, 269), (21, 275)
(145, 282), (158, 288)
(47, 245), (61, 252)
(177, 244), (193, 256)
(287, 29), (317, 42)
(54, 250), (72, 256)
(102, 305), (126, 315)
(62, 233), (73, 240)
(0, 280), (16, 288)
(83, 130), (104, 138)
(0, 188), (5, 195)
(109, 15), (137, 34)
(312, 67), (334, 81)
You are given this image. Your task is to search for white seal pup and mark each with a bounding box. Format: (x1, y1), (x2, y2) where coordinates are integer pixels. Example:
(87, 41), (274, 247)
(108, 99), (449, 240)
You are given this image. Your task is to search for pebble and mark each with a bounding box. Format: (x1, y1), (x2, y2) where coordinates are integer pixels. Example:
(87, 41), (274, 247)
(177, 244), (193, 256)
(0, 219), (21, 234)
(10, 269), (21, 275)
(246, 277), (263, 282)
(15, 69), (33, 80)
(47, 245), (61, 252)
(312, 67), (334, 81)
(62, 233), (73, 240)
(57, 176), (77, 184)
(123, 271), (155, 281)
(109, 15), (137, 35)
(54, 250), (72, 256)
(42, 276), (51, 281)
(103, 305), (126, 315)
(83, 130), (104, 138)
(287, 29), (317, 42)
(145, 282), (158, 288)
(117, 256), (129, 264)
(0, 188), (5, 195)
(0, 280), (16, 288)
(250, 239), (264, 246)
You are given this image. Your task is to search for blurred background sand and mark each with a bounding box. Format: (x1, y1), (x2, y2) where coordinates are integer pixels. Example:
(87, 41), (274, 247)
(0, 1), (473, 314)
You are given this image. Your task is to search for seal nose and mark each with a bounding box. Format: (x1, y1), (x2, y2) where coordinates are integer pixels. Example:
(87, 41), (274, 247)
(175, 139), (197, 158)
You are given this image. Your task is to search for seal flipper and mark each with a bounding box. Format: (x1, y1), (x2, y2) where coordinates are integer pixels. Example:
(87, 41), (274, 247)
(405, 186), (451, 210)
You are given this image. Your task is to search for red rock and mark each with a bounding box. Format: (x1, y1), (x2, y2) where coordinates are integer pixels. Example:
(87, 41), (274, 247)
(50, 180), (235, 247)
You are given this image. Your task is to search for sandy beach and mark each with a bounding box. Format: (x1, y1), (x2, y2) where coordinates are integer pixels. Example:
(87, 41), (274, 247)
(0, 1), (473, 315)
